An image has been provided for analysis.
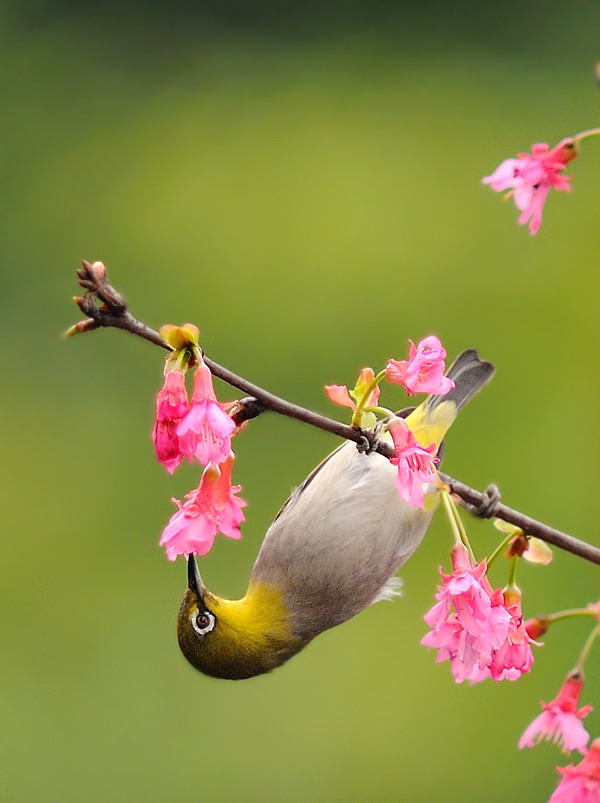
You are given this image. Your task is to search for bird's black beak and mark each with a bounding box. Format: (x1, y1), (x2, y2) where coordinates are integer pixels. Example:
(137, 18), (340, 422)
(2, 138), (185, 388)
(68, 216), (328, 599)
(187, 555), (205, 599)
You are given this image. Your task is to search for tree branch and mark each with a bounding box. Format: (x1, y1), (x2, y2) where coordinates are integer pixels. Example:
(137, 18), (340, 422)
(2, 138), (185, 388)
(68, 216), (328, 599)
(66, 261), (600, 567)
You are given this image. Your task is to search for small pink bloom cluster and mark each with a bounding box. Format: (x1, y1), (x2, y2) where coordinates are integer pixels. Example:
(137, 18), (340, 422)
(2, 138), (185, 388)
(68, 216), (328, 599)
(421, 544), (535, 683)
(387, 417), (438, 509)
(152, 358), (245, 560)
(483, 138), (576, 235)
(326, 336), (454, 509)
(520, 673), (592, 756)
(153, 361), (236, 473)
(386, 336), (455, 397)
(385, 336), (454, 507)
(549, 737), (600, 802)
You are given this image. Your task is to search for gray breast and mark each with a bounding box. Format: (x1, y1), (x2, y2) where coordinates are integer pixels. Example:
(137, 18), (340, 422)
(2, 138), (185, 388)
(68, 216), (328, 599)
(250, 442), (435, 642)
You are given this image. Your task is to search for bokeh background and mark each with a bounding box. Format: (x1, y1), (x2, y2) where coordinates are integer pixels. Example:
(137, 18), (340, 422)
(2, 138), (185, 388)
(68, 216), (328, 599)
(3, 2), (600, 800)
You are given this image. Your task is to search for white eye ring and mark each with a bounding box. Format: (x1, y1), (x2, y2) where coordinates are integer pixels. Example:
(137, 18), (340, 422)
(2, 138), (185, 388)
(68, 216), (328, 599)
(192, 610), (216, 636)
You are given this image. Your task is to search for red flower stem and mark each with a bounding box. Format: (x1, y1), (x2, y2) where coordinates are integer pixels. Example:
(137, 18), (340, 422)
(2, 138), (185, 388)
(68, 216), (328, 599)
(67, 262), (600, 568)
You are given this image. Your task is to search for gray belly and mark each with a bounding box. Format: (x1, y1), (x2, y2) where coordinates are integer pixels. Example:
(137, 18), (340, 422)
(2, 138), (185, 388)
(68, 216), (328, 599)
(250, 442), (435, 642)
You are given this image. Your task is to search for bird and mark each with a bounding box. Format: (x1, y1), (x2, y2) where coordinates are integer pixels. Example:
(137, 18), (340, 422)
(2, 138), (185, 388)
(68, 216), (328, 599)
(177, 349), (495, 680)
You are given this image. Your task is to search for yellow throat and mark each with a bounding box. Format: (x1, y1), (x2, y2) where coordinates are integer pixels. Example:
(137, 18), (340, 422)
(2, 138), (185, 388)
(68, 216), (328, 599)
(177, 559), (305, 680)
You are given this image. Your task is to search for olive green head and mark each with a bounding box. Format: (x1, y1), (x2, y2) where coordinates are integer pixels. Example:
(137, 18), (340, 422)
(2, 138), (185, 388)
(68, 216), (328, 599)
(177, 557), (306, 680)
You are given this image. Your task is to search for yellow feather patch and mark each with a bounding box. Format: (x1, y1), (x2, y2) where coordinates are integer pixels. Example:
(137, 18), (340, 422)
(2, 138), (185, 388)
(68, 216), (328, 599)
(404, 399), (459, 449)
(208, 583), (295, 646)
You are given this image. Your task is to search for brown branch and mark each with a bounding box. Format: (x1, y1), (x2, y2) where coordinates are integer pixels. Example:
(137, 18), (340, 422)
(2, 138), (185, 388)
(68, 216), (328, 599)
(438, 476), (600, 566)
(66, 261), (600, 567)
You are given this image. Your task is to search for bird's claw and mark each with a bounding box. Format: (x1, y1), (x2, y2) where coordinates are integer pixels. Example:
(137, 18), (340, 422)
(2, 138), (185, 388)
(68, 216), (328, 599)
(356, 433), (381, 455)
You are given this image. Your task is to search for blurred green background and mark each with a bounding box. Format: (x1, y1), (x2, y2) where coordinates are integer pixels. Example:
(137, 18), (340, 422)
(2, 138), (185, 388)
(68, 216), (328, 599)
(2, 2), (600, 801)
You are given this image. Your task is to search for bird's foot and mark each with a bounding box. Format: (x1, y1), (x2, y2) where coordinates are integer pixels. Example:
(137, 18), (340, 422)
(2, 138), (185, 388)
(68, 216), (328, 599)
(356, 432), (381, 455)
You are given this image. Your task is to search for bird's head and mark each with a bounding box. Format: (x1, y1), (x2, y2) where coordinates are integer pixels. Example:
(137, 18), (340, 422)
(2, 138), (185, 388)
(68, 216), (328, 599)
(177, 557), (306, 680)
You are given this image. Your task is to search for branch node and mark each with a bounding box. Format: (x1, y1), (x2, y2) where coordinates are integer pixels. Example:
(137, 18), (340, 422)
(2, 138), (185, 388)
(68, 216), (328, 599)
(474, 483), (502, 519)
(229, 397), (267, 426)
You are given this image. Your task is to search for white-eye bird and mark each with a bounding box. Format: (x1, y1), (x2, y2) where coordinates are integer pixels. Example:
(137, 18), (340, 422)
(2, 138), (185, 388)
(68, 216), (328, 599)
(177, 349), (495, 680)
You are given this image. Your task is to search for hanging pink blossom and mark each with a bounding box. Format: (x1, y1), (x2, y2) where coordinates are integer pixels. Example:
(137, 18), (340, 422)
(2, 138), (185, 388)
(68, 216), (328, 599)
(520, 673), (593, 755)
(489, 593), (535, 681)
(177, 359), (236, 466)
(420, 612), (492, 684)
(421, 543), (511, 683)
(386, 336), (455, 397)
(152, 370), (189, 474)
(549, 737), (600, 802)
(483, 138), (577, 235)
(387, 416), (438, 508)
(159, 454), (246, 560)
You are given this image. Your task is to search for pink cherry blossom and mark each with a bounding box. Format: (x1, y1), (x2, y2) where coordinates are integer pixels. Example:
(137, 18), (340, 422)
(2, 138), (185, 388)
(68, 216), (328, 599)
(159, 454), (246, 560)
(549, 737), (600, 802)
(489, 588), (535, 681)
(483, 138), (577, 235)
(423, 551), (538, 685)
(152, 370), (189, 474)
(325, 367), (380, 410)
(421, 613), (492, 683)
(386, 336), (455, 397)
(421, 543), (512, 683)
(387, 416), (438, 508)
(520, 673), (593, 755)
(177, 360), (236, 466)
(324, 384), (356, 408)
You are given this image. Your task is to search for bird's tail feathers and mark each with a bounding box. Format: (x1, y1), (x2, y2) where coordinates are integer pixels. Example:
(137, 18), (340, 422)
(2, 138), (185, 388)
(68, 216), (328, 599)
(404, 349), (495, 448)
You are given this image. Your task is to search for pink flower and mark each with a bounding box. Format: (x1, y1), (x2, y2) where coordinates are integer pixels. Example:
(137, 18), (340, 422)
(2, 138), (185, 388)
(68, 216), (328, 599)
(152, 370), (189, 474)
(387, 416), (438, 508)
(549, 737), (600, 802)
(177, 360), (236, 466)
(159, 454), (246, 560)
(483, 138), (577, 235)
(325, 367), (380, 410)
(386, 336), (455, 397)
(421, 543), (512, 683)
(421, 613), (492, 683)
(489, 588), (535, 681)
(519, 672), (593, 755)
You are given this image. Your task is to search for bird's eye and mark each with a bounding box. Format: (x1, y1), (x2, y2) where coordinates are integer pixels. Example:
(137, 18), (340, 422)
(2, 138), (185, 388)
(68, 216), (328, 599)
(192, 610), (216, 636)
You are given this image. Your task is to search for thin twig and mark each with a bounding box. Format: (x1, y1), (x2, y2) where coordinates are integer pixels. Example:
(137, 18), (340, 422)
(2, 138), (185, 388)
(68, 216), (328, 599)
(66, 260), (171, 351)
(66, 261), (600, 567)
